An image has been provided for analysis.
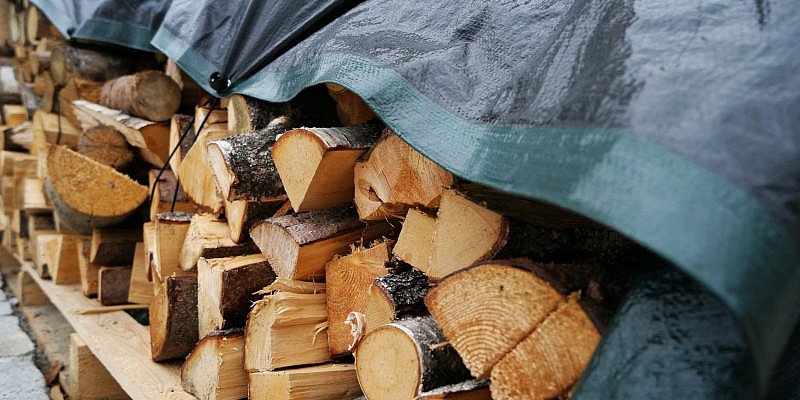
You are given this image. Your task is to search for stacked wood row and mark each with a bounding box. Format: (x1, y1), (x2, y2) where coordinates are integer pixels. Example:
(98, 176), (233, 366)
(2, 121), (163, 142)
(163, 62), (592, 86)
(0, 4), (645, 399)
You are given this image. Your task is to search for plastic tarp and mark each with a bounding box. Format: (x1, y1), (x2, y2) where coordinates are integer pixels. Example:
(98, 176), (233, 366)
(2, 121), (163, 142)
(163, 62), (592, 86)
(30, 0), (800, 397)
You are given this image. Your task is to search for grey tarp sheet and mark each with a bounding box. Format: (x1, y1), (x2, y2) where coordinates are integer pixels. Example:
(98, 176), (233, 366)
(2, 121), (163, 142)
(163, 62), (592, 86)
(29, 0), (800, 397)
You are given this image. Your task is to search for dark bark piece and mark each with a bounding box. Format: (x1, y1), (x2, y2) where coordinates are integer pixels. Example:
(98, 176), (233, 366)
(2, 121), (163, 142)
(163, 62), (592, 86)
(417, 380), (492, 400)
(356, 316), (473, 400)
(78, 125), (135, 170)
(198, 254), (277, 337)
(363, 266), (430, 336)
(99, 71), (182, 122)
(224, 196), (286, 243)
(98, 266), (132, 306)
(50, 45), (157, 86)
(207, 127), (286, 202)
(90, 228), (140, 266)
(149, 275), (199, 362)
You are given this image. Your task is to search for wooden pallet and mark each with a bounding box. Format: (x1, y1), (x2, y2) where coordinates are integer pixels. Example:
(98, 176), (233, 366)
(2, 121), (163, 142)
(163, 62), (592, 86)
(17, 260), (194, 400)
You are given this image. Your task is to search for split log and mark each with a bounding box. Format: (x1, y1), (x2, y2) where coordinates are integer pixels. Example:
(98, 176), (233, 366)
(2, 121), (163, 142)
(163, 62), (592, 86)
(50, 45), (156, 86)
(99, 71), (182, 122)
(72, 100), (170, 166)
(98, 266), (132, 306)
(128, 242), (153, 305)
(250, 206), (392, 281)
(207, 126), (286, 202)
(153, 212), (193, 279)
(148, 169), (194, 220)
(2, 122), (32, 151)
(393, 208), (436, 270)
(168, 113), (193, 177)
(77, 125), (135, 170)
(69, 334), (127, 399)
(426, 189), (508, 280)
(30, 110), (81, 154)
(76, 239), (99, 296)
(16, 177), (50, 214)
(178, 105), (229, 214)
(165, 59), (206, 113)
(25, 6), (51, 44)
(90, 228), (140, 266)
(181, 329), (247, 400)
(223, 197), (285, 244)
(248, 363), (362, 400)
(58, 77), (103, 129)
(26, 213), (55, 235)
(425, 259), (570, 379)
(2, 104), (27, 127)
(417, 380), (492, 400)
(227, 94), (293, 136)
(490, 297), (601, 400)
(44, 145), (148, 234)
(354, 131), (454, 220)
(198, 254), (276, 337)
(355, 316), (472, 400)
(150, 275), (199, 362)
(1, 150), (37, 177)
(272, 125), (381, 212)
(244, 292), (330, 372)
(325, 83), (376, 126)
(363, 267), (429, 334)
(49, 234), (82, 284)
(179, 214), (259, 272)
(32, 231), (58, 278)
(325, 240), (391, 356)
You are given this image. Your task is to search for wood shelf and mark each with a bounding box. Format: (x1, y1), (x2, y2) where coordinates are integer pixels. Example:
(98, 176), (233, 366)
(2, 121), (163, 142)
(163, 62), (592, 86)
(19, 261), (195, 400)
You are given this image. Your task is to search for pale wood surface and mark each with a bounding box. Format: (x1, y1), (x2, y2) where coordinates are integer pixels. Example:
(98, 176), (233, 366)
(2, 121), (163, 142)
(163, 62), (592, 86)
(20, 261), (195, 400)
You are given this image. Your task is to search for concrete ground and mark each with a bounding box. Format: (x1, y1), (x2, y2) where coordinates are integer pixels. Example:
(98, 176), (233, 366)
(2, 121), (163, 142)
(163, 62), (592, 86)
(0, 272), (49, 400)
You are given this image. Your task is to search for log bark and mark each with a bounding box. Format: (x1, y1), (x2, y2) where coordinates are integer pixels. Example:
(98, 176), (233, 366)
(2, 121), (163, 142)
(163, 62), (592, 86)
(150, 275), (199, 362)
(197, 253), (276, 337)
(363, 267), (429, 335)
(325, 83), (377, 126)
(90, 228), (140, 266)
(244, 292), (330, 372)
(181, 329), (247, 400)
(44, 145), (148, 234)
(168, 113), (193, 177)
(325, 241), (391, 356)
(98, 266), (132, 306)
(77, 125), (135, 170)
(99, 71), (181, 122)
(354, 131), (454, 220)
(355, 316), (472, 400)
(179, 213), (259, 272)
(272, 125), (382, 212)
(425, 259), (579, 379)
(148, 169), (195, 220)
(207, 126), (286, 202)
(248, 364), (363, 400)
(50, 45), (156, 86)
(250, 205), (393, 280)
(490, 297), (601, 400)
(417, 380), (492, 400)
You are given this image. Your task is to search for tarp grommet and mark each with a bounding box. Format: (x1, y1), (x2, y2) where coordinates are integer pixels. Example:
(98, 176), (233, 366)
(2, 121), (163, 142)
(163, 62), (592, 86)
(209, 72), (230, 92)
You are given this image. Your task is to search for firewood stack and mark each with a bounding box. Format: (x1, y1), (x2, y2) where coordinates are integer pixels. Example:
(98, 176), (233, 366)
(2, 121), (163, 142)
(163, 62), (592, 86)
(0, 3), (646, 400)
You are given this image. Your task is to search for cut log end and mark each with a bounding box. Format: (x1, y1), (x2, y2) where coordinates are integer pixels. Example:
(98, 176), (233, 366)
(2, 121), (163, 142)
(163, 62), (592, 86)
(78, 125), (135, 170)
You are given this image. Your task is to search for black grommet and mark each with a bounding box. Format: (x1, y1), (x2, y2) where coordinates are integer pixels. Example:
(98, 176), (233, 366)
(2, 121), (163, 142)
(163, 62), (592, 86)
(66, 27), (75, 36)
(209, 72), (230, 92)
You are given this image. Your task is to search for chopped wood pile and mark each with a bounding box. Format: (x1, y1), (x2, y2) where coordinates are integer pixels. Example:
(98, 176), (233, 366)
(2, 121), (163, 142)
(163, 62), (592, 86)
(0, 3), (645, 399)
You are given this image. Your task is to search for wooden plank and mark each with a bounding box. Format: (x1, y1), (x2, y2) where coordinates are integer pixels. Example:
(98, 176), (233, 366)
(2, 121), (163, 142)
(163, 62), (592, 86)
(20, 261), (194, 400)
